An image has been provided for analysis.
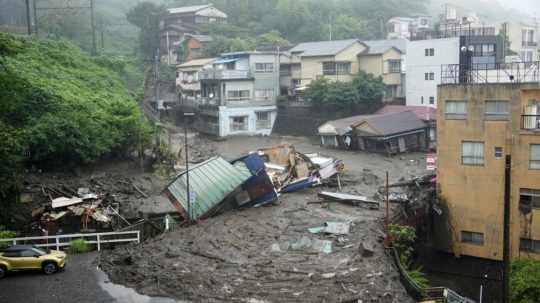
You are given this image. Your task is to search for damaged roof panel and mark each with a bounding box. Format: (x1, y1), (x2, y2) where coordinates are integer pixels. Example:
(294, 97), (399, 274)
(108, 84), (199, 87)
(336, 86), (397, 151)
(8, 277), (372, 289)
(165, 157), (252, 220)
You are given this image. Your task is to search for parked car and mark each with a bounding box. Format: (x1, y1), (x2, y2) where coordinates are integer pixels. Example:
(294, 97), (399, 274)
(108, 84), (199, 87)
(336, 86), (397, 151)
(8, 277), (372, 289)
(0, 245), (67, 278)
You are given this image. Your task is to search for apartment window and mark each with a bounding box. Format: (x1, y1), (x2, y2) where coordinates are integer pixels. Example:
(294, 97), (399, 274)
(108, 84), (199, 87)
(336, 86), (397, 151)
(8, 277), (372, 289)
(429, 96), (435, 105)
(255, 89), (274, 101)
(520, 238), (540, 253)
(530, 144), (540, 169)
(424, 72), (434, 80)
(256, 112), (271, 130)
(495, 147), (503, 159)
(461, 231), (484, 245)
(462, 141), (484, 165)
(322, 62), (351, 75)
(230, 116), (248, 132)
(388, 60), (401, 73)
(255, 63), (274, 73)
(227, 90), (250, 101)
(425, 48), (434, 56)
(473, 44), (495, 57)
(485, 100), (509, 120)
(445, 100), (467, 119)
(519, 189), (540, 211)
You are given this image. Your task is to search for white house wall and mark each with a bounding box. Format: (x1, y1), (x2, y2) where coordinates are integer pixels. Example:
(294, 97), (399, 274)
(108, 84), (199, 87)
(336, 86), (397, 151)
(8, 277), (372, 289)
(406, 37), (460, 108)
(219, 106), (277, 137)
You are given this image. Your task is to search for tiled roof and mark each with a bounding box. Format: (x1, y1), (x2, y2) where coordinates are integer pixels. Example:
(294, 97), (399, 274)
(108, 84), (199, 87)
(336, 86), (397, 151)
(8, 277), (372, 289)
(361, 39), (407, 55)
(376, 105), (436, 121)
(290, 39), (360, 57)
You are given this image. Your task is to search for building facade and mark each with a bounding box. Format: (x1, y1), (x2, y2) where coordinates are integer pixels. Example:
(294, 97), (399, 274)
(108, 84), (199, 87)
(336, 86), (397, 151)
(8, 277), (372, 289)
(358, 39), (407, 102)
(502, 22), (540, 62)
(386, 16), (432, 40)
(407, 35), (503, 108)
(176, 58), (216, 100)
(437, 82), (540, 261)
(194, 51), (280, 137)
(281, 40), (367, 93)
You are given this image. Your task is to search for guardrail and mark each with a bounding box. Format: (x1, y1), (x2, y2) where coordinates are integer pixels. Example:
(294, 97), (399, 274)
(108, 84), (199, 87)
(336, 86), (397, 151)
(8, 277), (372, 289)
(441, 62), (540, 84)
(522, 114), (540, 130)
(0, 231), (140, 252)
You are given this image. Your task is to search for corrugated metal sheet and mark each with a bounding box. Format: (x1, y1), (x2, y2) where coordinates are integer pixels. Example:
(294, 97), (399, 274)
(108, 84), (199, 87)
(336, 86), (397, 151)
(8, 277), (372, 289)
(165, 157), (251, 220)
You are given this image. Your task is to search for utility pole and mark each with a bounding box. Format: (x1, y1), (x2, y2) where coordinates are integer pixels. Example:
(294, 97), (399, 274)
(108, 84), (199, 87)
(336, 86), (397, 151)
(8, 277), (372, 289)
(32, 0), (38, 34)
(502, 155), (511, 303)
(99, 16), (105, 50)
(25, 0), (32, 35)
(385, 171), (390, 246)
(90, 0), (97, 56)
(184, 112), (195, 223)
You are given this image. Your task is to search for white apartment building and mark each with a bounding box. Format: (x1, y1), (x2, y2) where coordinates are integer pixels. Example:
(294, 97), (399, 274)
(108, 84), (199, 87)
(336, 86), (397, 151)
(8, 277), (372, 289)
(503, 22), (539, 62)
(406, 37), (460, 108)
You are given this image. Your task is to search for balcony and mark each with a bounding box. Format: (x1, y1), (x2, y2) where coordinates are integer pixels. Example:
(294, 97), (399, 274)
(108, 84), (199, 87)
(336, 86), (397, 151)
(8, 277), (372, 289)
(522, 41), (538, 47)
(199, 69), (252, 80)
(522, 115), (540, 131)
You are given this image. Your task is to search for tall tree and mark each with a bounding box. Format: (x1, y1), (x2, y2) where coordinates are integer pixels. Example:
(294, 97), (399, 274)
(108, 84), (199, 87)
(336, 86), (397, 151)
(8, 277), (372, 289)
(126, 2), (166, 59)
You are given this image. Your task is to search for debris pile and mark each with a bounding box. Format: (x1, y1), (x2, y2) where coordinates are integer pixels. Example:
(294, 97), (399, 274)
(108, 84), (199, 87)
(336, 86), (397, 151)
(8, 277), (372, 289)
(163, 144), (345, 221)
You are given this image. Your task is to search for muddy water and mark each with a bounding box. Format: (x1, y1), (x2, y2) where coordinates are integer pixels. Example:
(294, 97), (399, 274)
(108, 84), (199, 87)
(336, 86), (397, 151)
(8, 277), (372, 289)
(97, 268), (187, 303)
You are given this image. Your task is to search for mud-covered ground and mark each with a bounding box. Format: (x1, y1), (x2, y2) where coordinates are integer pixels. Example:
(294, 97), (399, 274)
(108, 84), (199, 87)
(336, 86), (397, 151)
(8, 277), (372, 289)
(100, 136), (428, 303)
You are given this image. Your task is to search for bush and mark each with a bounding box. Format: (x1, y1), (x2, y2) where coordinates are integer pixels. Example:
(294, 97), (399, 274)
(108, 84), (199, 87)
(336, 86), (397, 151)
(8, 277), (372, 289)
(69, 239), (91, 254)
(0, 228), (16, 249)
(511, 259), (540, 303)
(389, 224), (416, 265)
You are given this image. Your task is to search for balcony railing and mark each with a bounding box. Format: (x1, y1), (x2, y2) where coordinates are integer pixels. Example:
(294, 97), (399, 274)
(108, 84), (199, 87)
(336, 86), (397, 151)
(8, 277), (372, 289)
(522, 41), (538, 47)
(522, 114), (540, 130)
(441, 62), (540, 84)
(199, 69), (252, 80)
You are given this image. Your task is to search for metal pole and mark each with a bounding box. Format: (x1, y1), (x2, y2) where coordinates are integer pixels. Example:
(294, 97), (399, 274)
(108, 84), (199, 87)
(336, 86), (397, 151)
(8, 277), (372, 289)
(385, 171), (390, 245)
(502, 155), (511, 303)
(90, 0), (97, 56)
(32, 0), (38, 34)
(185, 115), (190, 222)
(25, 0), (32, 35)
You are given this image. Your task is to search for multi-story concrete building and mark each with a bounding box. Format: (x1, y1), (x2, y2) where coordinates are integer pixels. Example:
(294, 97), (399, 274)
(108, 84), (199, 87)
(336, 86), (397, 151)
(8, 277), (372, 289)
(176, 57), (216, 99)
(436, 64), (540, 261)
(406, 35), (503, 108)
(502, 22), (540, 62)
(191, 51), (280, 137)
(358, 39), (407, 102)
(386, 16), (432, 40)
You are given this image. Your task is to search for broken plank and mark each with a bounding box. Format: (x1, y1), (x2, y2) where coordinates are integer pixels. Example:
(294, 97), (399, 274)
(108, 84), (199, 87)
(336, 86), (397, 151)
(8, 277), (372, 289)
(318, 191), (379, 209)
(132, 184), (149, 198)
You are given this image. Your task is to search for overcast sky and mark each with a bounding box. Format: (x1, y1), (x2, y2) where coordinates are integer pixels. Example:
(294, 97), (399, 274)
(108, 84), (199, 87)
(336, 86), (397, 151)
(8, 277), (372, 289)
(497, 0), (539, 16)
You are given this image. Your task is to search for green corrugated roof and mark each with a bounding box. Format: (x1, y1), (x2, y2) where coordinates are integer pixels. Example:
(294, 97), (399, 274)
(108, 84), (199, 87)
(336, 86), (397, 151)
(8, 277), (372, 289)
(166, 157), (251, 220)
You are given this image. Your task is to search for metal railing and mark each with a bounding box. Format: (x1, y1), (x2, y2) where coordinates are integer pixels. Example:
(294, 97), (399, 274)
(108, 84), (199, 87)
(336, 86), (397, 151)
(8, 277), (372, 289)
(0, 231), (140, 252)
(441, 62), (540, 84)
(199, 69), (252, 80)
(522, 114), (540, 130)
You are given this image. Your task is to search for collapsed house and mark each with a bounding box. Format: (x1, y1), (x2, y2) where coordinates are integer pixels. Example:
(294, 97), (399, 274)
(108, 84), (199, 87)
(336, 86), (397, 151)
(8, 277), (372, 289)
(163, 145), (344, 221)
(318, 106), (436, 154)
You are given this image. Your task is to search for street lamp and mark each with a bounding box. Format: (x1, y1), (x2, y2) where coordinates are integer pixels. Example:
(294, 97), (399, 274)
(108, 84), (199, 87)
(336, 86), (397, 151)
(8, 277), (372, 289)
(184, 112), (195, 223)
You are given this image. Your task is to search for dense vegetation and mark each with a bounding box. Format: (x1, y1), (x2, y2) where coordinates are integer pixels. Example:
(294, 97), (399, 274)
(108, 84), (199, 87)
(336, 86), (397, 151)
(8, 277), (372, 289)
(0, 33), (151, 227)
(304, 71), (386, 109)
(511, 259), (540, 303)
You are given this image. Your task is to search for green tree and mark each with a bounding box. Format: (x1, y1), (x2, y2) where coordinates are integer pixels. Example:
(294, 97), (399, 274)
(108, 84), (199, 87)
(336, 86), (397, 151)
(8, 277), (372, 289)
(352, 71), (386, 105)
(511, 259), (540, 303)
(126, 2), (166, 59)
(257, 30), (291, 48)
(332, 15), (362, 40)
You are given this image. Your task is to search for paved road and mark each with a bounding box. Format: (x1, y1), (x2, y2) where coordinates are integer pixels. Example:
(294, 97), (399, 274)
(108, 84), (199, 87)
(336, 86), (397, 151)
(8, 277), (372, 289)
(0, 252), (179, 303)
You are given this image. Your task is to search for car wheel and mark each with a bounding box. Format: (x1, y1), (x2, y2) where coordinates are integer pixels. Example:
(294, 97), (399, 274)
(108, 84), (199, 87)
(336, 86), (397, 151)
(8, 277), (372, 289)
(0, 266), (6, 279)
(43, 262), (58, 275)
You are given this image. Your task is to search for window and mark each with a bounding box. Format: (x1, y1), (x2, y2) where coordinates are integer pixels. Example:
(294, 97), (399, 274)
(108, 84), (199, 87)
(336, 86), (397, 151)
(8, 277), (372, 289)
(2, 251), (20, 257)
(531, 145), (540, 169)
(462, 141), (484, 165)
(322, 62), (351, 75)
(256, 112), (271, 129)
(519, 189), (540, 211)
(461, 231), (484, 245)
(230, 116), (248, 132)
(445, 100), (467, 119)
(280, 65), (291, 76)
(425, 48), (434, 56)
(255, 63), (274, 73)
(388, 60), (401, 73)
(520, 238), (540, 253)
(225, 62), (236, 70)
(485, 100), (509, 120)
(20, 250), (38, 257)
(292, 79), (301, 87)
(472, 44), (495, 57)
(495, 147), (503, 159)
(424, 72), (434, 80)
(255, 89), (274, 101)
(429, 96), (435, 105)
(227, 90), (250, 101)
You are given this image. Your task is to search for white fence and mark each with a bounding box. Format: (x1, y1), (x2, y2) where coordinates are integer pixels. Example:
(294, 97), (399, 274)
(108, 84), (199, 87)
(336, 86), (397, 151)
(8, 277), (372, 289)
(0, 231), (140, 251)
